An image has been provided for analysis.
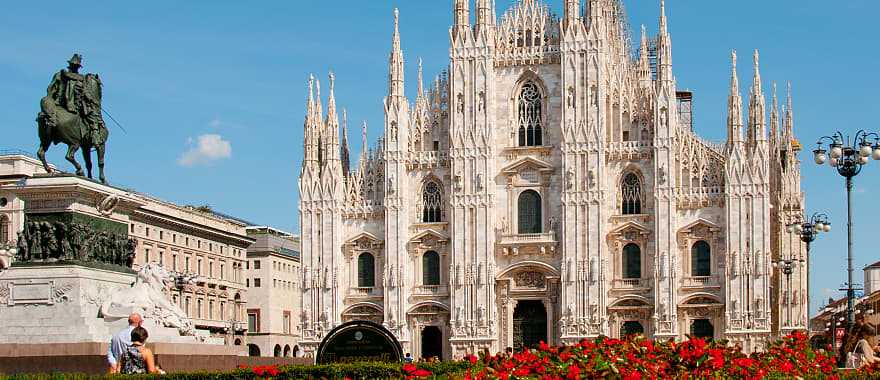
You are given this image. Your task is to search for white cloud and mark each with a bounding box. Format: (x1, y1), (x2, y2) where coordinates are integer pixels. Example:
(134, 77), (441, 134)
(177, 134), (232, 167)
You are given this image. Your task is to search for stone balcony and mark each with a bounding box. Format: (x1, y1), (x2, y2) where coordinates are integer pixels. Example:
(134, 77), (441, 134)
(348, 286), (382, 299)
(406, 151), (450, 170)
(412, 285), (450, 297)
(611, 278), (652, 292)
(496, 232), (557, 256)
(606, 141), (653, 161)
(681, 276), (722, 290)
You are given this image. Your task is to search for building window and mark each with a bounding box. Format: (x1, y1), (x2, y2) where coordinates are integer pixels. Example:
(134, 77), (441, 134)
(248, 312), (258, 332)
(621, 173), (642, 215)
(220, 264), (225, 280)
(209, 260), (214, 278)
(254, 278), (261, 287)
(691, 241), (711, 277)
(173, 234), (177, 243)
(691, 319), (714, 339)
(358, 253), (375, 287)
(158, 251), (164, 266)
(254, 260), (261, 270)
(0, 215), (9, 243)
(623, 243), (641, 279)
(130, 223), (135, 233)
(159, 230), (164, 240)
(209, 301), (214, 320)
(433, 140), (440, 151)
(185, 297), (191, 315)
(197, 258), (203, 275)
(197, 299), (203, 318)
(185, 256), (190, 272)
(172, 254), (178, 271)
(422, 251), (441, 286)
(422, 181), (443, 223)
(144, 248), (151, 264)
(283, 312), (291, 334)
(146, 227), (150, 237)
(517, 190), (542, 234)
(517, 81), (543, 146)
(220, 301), (226, 320)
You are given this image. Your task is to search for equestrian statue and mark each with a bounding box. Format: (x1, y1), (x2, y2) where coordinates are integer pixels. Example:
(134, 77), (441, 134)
(37, 54), (109, 183)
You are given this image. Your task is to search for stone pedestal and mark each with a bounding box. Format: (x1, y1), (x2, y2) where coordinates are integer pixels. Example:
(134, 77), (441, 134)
(0, 264), (237, 373)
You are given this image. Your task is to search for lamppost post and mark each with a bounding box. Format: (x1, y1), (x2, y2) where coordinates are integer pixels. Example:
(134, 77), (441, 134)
(813, 130), (879, 330)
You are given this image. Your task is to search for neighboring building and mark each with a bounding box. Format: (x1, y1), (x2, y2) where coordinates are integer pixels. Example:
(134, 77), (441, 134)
(297, 1), (808, 358)
(0, 151), (52, 251)
(128, 199), (252, 345)
(0, 152), (253, 346)
(243, 226), (301, 357)
(865, 261), (880, 295)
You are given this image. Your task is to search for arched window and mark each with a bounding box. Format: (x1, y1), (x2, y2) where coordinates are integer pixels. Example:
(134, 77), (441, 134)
(623, 243), (641, 279)
(517, 81), (543, 147)
(273, 344), (282, 357)
(248, 344), (261, 357)
(422, 251), (441, 286)
(357, 253), (375, 287)
(691, 241), (711, 277)
(0, 215), (9, 243)
(422, 181), (443, 223)
(517, 190), (542, 234)
(621, 173), (642, 215)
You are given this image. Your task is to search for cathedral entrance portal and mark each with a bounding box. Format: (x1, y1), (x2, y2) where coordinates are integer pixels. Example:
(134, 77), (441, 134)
(512, 300), (547, 351)
(420, 326), (443, 360)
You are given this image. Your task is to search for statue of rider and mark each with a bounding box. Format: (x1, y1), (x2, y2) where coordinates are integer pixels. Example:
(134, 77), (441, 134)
(45, 54), (105, 144)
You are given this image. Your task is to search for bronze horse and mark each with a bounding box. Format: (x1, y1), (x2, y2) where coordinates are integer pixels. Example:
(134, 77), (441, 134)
(36, 74), (109, 183)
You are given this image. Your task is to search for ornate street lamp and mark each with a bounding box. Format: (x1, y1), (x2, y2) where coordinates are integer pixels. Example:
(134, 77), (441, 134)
(784, 212), (831, 331)
(170, 271), (199, 309)
(813, 130), (880, 329)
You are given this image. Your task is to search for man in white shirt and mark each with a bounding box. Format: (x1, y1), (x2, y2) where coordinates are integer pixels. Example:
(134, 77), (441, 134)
(107, 313), (142, 373)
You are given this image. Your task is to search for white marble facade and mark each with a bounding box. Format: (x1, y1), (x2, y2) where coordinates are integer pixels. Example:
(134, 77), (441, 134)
(297, 0), (807, 358)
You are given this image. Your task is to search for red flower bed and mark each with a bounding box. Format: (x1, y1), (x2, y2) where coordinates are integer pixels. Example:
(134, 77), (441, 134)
(459, 332), (850, 379)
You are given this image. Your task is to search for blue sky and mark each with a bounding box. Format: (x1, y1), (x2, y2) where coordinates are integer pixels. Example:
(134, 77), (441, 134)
(2, 1), (879, 314)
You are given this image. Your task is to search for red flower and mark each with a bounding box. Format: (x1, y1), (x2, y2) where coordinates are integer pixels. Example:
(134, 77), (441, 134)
(403, 363), (417, 373)
(514, 367), (531, 376)
(565, 364), (580, 380)
(539, 341), (550, 351)
(411, 369), (432, 378)
(467, 354), (479, 364)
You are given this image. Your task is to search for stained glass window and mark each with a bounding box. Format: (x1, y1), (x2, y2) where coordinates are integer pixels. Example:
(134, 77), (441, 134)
(422, 181), (443, 223)
(518, 82), (543, 147)
(621, 173), (642, 215)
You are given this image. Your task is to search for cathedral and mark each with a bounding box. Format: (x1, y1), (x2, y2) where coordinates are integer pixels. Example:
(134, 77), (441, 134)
(297, 0), (807, 358)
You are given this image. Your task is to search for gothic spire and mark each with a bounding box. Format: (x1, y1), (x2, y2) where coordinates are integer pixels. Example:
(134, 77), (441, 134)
(748, 49), (766, 144)
(769, 82), (780, 148)
(341, 109), (351, 176)
(475, 0), (494, 27)
(727, 50), (744, 144)
(303, 74), (319, 164)
(417, 57), (424, 98)
(638, 25), (652, 85)
(783, 82), (795, 148)
(326, 72), (339, 143)
(361, 120), (368, 162)
(565, 0), (580, 22)
(657, 0), (673, 82)
(454, 0), (470, 28)
(388, 8), (405, 99)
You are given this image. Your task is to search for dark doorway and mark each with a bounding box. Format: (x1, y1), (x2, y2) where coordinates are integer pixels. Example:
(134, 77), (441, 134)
(690, 319), (714, 339)
(512, 300), (547, 351)
(421, 326), (443, 360)
(621, 321), (644, 337)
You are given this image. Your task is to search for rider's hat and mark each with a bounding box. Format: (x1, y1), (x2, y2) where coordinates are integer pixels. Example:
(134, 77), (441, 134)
(67, 54), (83, 68)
